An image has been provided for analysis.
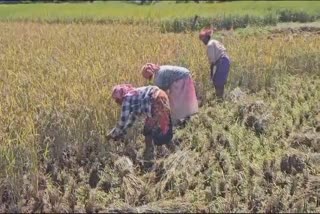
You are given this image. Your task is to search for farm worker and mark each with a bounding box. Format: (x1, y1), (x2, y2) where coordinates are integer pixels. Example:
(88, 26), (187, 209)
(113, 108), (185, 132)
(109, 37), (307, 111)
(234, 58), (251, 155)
(141, 63), (199, 125)
(107, 84), (176, 170)
(199, 28), (231, 100)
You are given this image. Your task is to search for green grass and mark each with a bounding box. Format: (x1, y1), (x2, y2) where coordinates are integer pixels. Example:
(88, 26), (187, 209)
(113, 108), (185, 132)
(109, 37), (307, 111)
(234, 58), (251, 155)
(0, 1), (319, 21)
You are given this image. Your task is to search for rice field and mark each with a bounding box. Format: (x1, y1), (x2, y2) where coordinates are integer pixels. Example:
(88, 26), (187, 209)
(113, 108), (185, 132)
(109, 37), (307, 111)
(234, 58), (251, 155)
(1, 1), (320, 213)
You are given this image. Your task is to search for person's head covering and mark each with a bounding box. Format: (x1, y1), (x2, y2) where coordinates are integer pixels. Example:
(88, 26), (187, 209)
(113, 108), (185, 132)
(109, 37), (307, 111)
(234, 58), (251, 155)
(112, 84), (136, 104)
(199, 28), (214, 40)
(141, 63), (160, 80)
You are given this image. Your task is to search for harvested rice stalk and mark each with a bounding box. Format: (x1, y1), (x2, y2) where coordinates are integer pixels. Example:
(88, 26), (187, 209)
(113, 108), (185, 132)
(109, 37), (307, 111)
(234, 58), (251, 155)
(115, 156), (146, 206)
(106, 199), (197, 213)
(115, 156), (134, 177)
(153, 150), (200, 199)
(122, 174), (146, 206)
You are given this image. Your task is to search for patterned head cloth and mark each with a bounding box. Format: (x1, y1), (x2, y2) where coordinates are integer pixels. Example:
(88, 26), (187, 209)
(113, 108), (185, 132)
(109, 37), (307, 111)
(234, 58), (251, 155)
(141, 63), (160, 80)
(112, 84), (136, 104)
(199, 28), (214, 40)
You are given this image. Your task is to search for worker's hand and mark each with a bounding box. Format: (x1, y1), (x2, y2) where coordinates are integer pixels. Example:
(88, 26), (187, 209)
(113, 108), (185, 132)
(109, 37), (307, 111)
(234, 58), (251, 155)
(106, 133), (113, 141)
(106, 132), (124, 142)
(210, 63), (215, 72)
(106, 130), (116, 140)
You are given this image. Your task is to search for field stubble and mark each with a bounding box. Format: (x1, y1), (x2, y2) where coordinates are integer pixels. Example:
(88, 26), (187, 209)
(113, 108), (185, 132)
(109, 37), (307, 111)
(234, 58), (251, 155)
(0, 22), (320, 212)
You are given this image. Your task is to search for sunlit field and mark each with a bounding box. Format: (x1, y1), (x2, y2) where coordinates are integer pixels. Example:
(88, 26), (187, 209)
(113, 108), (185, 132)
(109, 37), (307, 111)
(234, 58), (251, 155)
(0, 1), (320, 212)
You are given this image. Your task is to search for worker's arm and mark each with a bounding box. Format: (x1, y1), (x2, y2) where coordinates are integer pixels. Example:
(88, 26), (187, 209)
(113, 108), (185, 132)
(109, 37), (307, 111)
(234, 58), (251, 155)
(207, 42), (217, 72)
(108, 98), (137, 140)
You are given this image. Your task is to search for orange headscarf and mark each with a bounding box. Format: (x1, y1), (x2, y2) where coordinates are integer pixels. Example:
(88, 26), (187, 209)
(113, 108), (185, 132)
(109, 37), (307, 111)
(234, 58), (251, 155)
(199, 27), (214, 40)
(112, 84), (137, 104)
(141, 63), (160, 80)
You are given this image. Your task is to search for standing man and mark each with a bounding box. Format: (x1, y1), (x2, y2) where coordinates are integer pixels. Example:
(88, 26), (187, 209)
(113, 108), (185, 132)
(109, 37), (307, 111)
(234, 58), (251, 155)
(199, 28), (231, 101)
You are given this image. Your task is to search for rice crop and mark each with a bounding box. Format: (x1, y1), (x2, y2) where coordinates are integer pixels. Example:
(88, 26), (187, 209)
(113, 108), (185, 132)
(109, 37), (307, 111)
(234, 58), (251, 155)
(0, 20), (319, 212)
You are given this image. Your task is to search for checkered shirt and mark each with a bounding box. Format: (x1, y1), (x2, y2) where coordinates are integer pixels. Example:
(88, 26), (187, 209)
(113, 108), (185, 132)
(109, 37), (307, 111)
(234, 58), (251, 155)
(110, 86), (160, 138)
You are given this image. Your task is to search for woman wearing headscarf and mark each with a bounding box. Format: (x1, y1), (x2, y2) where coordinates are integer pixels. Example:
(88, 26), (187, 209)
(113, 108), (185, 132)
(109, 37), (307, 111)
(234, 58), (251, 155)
(107, 84), (176, 170)
(199, 28), (231, 100)
(141, 63), (199, 125)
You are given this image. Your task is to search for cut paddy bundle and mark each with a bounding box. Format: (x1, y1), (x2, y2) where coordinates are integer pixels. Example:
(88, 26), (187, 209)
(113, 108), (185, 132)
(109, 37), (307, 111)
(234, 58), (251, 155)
(115, 156), (146, 206)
